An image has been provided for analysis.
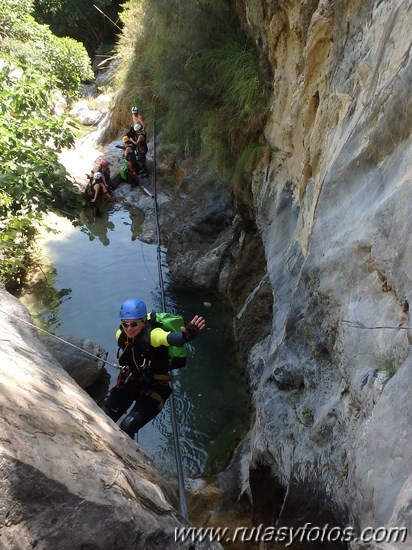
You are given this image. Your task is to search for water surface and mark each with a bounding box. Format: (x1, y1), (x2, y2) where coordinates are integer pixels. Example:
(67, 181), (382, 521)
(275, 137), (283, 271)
(20, 202), (251, 479)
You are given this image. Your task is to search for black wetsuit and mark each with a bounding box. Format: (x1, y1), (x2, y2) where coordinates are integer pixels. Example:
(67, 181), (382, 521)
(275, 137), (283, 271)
(102, 315), (186, 439)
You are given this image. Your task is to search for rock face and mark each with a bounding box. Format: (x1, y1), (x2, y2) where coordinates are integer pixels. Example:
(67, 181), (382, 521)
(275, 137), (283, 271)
(47, 0), (411, 543)
(41, 333), (108, 389)
(221, 0), (412, 545)
(69, 99), (105, 126)
(0, 285), (219, 549)
(158, 0), (412, 546)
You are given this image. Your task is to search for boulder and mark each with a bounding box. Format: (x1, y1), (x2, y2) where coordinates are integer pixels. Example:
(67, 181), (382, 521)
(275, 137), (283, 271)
(40, 334), (108, 389)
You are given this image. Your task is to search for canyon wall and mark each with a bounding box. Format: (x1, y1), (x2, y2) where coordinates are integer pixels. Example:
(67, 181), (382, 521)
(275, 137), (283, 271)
(225, 0), (412, 545)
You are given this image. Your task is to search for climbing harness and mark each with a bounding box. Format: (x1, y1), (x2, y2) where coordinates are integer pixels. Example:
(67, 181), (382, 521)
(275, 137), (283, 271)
(151, 113), (189, 520)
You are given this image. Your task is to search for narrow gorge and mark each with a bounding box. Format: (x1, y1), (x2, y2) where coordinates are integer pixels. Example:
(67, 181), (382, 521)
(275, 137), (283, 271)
(1, 0), (411, 549)
(156, 0), (412, 543)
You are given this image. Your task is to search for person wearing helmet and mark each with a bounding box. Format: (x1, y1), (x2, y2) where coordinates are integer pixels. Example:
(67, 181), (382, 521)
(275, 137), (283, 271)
(122, 122), (149, 179)
(99, 158), (111, 182)
(97, 158), (113, 199)
(131, 106), (146, 131)
(102, 298), (206, 441)
(88, 171), (104, 217)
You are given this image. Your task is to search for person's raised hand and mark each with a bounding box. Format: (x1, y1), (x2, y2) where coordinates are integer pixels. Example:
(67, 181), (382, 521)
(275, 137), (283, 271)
(182, 315), (206, 341)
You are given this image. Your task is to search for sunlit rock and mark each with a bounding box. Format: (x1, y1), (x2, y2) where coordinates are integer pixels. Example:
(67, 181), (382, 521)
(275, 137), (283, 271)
(0, 285), (220, 549)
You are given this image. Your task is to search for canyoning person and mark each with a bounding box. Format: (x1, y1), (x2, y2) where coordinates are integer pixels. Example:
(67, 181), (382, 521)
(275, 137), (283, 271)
(86, 159), (113, 201)
(121, 137), (141, 185)
(131, 105), (146, 131)
(102, 298), (206, 441)
(122, 123), (149, 180)
(88, 171), (104, 217)
(97, 159), (113, 195)
(89, 159), (112, 200)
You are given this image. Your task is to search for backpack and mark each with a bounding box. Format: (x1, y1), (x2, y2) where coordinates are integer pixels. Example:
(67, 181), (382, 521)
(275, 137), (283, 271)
(85, 181), (94, 197)
(116, 312), (188, 371)
(149, 311), (187, 370)
(84, 175), (97, 199)
(119, 159), (128, 181)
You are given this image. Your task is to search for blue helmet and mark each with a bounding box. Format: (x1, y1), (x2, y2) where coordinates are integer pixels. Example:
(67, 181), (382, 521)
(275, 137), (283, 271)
(119, 299), (147, 320)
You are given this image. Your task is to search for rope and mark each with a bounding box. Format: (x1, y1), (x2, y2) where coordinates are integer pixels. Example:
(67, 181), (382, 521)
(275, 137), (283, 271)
(0, 308), (120, 369)
(151, 114), (189, 520)
(342, 320), (412, 330)
(2, 115), (189, 518)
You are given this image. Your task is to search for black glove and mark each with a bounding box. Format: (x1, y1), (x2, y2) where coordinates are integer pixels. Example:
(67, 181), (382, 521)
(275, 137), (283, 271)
(183, 322), (201, 342)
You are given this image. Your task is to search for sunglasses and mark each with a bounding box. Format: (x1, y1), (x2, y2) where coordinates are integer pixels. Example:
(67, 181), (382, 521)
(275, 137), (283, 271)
(122, 320), (144, 329)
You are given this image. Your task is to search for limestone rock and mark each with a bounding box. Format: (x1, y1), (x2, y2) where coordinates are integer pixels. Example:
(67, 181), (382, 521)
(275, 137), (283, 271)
(0, 285), (220, 549)
(69, 100), (104, 126)
(40, 334), (108, 389)
(228, 0), (412, 544)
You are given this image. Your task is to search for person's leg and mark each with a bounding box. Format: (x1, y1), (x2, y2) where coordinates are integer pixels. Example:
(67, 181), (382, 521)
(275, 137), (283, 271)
(138, 152), (149, 174)
(126, 146), (140, 172)
(102, 386), (134, 422)
(119, 393), (164, 440)
(136, 139), (149, 175)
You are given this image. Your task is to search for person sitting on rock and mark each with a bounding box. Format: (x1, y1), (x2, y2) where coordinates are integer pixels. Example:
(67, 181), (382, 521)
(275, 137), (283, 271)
(90, 159), (112, 201)
(98, 159), (112, 194)
(122, 123), (149, 178)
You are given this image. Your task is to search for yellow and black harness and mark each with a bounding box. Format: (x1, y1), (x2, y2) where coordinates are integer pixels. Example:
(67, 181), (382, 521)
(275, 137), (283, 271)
(116, 325), (172, 409)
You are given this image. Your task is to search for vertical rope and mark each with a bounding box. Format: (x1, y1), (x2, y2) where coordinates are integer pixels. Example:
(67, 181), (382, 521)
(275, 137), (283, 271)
(152, 113), (189, 520)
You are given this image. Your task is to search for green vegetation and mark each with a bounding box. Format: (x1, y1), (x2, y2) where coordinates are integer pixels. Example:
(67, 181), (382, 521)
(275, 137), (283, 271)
(300, 323), (319, 355)
(0, 0), (94, 99)
(292, 398), (314, 427)
(301, 405), (314, 425)
(299, 319), (336, 359)
(0, 0), (91, 289)
(112, 0), (268, 177)
(376, 351), (405, 378)
(33, 0), (122, 57)
(0, 0), (268, 288)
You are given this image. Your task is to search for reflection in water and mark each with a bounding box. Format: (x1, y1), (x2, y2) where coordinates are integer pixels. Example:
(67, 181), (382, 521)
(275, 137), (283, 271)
(19, 203), (251, 478)
(16, 257), (72, 333)
(78, 207), (116, 247)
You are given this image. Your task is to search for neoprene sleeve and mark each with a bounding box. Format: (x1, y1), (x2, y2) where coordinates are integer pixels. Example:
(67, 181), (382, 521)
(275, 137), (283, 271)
(166, 331), (187, 346)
